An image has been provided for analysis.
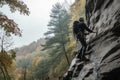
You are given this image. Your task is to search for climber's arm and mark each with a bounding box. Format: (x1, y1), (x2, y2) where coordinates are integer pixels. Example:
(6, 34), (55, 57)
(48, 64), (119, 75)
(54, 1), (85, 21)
(84, 24), (96, 33)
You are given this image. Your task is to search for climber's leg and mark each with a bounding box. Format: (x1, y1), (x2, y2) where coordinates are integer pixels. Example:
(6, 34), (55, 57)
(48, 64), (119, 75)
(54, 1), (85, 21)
(77, 47), (83, 59)
(78, 38), (87, 60)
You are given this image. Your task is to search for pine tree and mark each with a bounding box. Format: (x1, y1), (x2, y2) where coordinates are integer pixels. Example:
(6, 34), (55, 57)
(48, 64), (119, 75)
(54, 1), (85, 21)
(44, 3), (71, 66)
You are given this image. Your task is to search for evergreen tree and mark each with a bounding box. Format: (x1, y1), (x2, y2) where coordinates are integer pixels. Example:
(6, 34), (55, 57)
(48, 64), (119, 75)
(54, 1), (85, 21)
(44, 3), (71, 67)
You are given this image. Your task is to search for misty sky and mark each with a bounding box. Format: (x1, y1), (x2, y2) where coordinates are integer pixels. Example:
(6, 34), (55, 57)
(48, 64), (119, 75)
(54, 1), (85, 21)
(1, 0), (74, 48)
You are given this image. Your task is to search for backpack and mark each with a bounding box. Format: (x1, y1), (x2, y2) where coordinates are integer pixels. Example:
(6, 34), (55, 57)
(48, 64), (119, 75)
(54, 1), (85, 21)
(73, 24), (84, 38)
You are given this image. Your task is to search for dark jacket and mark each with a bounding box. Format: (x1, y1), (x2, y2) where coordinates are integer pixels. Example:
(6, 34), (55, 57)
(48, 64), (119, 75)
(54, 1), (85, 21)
(78, 22), (93, 34)
(73, 22), (93, 38)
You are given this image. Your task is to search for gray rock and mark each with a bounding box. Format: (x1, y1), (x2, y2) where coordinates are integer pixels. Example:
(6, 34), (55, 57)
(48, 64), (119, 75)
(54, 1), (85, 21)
(65, 0), (120, 80)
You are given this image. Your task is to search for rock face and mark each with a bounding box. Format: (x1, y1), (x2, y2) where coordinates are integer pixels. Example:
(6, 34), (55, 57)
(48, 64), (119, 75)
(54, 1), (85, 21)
(64, 0), (120, 80)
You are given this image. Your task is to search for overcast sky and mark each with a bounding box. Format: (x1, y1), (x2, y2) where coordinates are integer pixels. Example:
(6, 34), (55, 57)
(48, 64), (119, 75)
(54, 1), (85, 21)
(1, 0), (75, 48)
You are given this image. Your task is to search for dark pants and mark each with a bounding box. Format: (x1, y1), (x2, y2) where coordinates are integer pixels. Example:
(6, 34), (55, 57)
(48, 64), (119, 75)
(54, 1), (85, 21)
(77, 35), (87, 59)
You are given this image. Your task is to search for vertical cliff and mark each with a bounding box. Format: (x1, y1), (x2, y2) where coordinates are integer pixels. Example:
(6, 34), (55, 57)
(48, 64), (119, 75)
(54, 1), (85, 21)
(64, 0), (120, 80)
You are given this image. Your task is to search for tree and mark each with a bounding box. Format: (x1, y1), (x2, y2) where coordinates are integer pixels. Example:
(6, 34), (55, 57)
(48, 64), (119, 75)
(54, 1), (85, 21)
(0, 0), (29, 80)
(43, 3), (71, 77)
(0, 29), (13, 50)
(44, 3), (70, 65)
(17, 57), (32, 80)
(33, 59), (50, 80)
(0, 29), (20, 80)
(0, 0), (29, 36)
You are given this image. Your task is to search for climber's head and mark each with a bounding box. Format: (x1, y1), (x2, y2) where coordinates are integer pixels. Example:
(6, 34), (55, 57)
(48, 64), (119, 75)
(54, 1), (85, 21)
(79, 17), (84, 22)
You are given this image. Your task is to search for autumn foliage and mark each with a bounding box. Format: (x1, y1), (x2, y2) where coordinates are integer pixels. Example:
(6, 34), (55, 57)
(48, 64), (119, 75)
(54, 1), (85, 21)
(0, 0), (29, 79)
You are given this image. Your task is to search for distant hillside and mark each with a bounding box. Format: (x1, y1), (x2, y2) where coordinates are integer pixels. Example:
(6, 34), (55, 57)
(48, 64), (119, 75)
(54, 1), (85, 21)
(15, 38), (46, 56)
